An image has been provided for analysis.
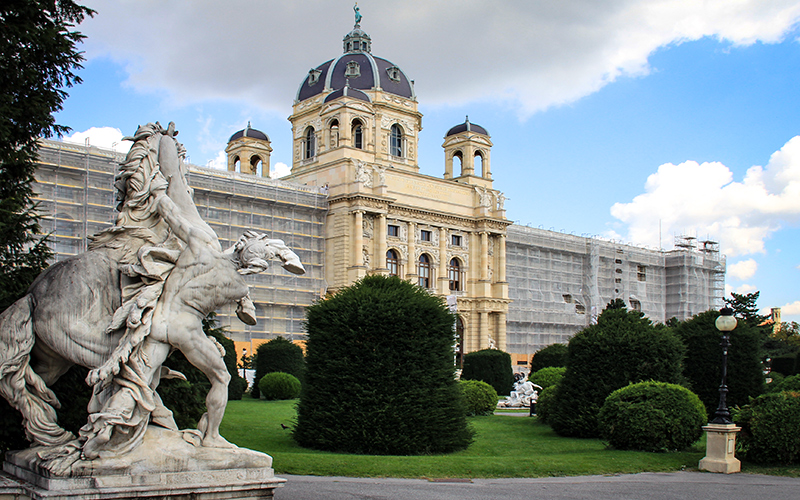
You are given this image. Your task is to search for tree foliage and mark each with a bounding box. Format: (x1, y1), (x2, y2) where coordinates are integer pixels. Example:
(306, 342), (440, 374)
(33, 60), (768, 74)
(251, 336), (305, 399)
(529, 343), (568, 372)
(724, 291), (769, 329)
(294, 275), (473, 455)
(0, 0), (95, 312)
(461, 349), (515, 396)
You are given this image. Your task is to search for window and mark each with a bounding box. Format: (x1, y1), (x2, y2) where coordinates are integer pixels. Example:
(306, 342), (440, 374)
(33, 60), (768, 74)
(345, 60), (361, 79)
(637, 265), (646, 282)
(418, 254), (431, 288)
(630, 299), (641, 312)
(576, 303), (586, 314)
(474, 151), (483, 174)
(615, 278), (622, 283)
(304, 127), (316, 159)
(390, 124), (403, 157)
(307, 68), (322, 86)
(448, 258), (461, 291)
(615, 259), (623, 264)
(386, 65), (401, 82)
(388, 224), (399, 237)
(352, 120), (363, 149)
(420, 229), (431, 242)
(386, 249), (399, 276)
(563, 294), (573, 303)
(451, 234), (462, 246)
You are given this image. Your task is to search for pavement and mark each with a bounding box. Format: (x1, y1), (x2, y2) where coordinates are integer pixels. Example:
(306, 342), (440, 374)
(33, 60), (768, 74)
(274, 472), (800, 500)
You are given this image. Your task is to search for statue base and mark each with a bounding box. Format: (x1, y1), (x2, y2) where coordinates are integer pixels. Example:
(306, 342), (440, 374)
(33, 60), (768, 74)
(1, 426), (285, 499)
(698, 422), (741, 474)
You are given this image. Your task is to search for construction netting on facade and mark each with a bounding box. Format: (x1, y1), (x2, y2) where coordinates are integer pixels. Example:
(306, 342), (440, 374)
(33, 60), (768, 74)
(33, 140), (328, 345)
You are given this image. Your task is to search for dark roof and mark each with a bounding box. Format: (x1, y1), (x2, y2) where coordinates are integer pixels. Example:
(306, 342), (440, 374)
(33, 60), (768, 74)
(324, 86), (371, 103)
(229, 124), (269, 142)
(446, 118), (489, 137)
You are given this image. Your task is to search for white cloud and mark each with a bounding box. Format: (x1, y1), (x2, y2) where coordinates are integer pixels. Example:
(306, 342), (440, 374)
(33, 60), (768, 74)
(63, 126), (126, 151)
(782, 301), (800, 315)
(727, 259), (758, 281)
(610, 136), (800, 256)
(735, 284), (758, 295)
(271, 162), (291, 179)
(205, 150), (228, 170)
(77, 1), (800, 117)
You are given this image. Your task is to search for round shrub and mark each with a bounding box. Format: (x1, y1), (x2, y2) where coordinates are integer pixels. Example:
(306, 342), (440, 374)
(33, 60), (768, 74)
(598, 381), (706, 452)
(251, 336), (305, 399)
(294, 275), (473, 455)
(529, 343), (567, 372)
(258, 372), (301, 400)
(529, 366), (565, 391)
(461, 349), (514, 396)
(536, 384), (558, 424)
(734, 392), (800, 464)
(460, 380), (498, 416)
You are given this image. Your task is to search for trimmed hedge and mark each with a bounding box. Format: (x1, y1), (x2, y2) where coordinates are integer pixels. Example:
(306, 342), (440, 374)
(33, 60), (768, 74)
(460, 380), (498, 416)
(675, 310), (765, 413)
(734, 391), (800, 464)
(598, 381), (706, 452)
(251, 336), (305, 399)
(529, 366), (565, 391)
(549, 302), (685, 438)
(461, 349), (515, 396)
(529, 343), (568, 372)
(536, 385), (558, 424)
(258, 372), (301, 400)
(294, 275), (473, 455)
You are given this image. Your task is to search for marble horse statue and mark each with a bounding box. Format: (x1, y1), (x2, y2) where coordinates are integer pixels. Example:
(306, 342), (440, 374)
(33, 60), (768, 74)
(0, 122), (304, 472)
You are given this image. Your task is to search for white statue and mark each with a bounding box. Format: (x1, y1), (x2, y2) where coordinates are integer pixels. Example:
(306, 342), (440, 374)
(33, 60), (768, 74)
(499, 373), (542, 408)
(0, 122), (305, 474)
(474, 186), (492, 208)
(355, 159), (372, 187)
(496, 192), (508, 211)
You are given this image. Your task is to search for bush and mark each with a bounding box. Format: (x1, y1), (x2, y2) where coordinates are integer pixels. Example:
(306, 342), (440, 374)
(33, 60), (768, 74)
(460, 380), (498, 416)
(529, 343), (568, 372)
(734, 392), (800, 464)
(675, 310), (765, 413)
(598, 381), (706, 452)
(771, 355), (798, 377)
(294, 275), (473, 455)
(258, 372), (301, 400)
(529, 366), (565, 391)
(461, 349), (514, 396)
(549, 300), (685, 438)
(766, 374), (800, 394)
(536, 384), (558, 424)
(251, 336), (305, 399)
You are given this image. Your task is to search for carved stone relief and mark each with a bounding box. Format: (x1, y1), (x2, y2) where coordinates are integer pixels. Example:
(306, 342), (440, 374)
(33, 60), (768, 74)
(363, 213), (373, 238)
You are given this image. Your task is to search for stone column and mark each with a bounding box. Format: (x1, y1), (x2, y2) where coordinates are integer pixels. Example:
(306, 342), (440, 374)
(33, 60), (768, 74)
(406, 222), (416, 282)
(353, 210), (364, 267)
(478, 311), (488, 350)
(480, 232), (489, 281)
(438, 227), (448, 294)
(375, 213), (387, 272)
(497, 312), (507, 352)
(497, 234), (506, 282)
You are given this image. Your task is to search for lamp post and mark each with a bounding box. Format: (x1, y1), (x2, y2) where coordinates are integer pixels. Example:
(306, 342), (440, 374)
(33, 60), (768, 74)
(699, 306), (741, 474)
(711, 307), (737, 424)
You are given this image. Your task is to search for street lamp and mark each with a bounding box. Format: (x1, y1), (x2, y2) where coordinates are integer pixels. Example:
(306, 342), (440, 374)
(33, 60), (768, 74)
(711, 307), (737, 424)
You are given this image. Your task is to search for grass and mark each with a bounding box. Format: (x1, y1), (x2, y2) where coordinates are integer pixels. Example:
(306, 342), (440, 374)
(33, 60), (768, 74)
(220, 398), (720, 478)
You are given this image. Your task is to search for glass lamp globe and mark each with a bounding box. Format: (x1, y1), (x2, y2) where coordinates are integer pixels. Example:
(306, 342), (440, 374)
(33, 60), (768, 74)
(715, 307), (737, 332)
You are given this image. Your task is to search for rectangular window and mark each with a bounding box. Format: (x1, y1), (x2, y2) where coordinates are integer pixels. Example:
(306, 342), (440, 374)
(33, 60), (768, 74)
(451, 234), (462, 246)
(420, 230), (431, 242)
(388, 224), (399, 237)
(637, 265), (646, 282)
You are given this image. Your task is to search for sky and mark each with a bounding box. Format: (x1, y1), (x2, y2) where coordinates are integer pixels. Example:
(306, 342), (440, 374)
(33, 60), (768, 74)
(53, 0), (800, 322)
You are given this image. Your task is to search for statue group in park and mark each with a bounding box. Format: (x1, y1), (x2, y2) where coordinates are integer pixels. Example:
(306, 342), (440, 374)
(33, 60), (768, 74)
(0, 122), (305, 475)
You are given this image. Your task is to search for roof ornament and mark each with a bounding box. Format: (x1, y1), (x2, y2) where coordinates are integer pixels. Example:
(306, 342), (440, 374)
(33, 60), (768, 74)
(354, 3), (362, 26)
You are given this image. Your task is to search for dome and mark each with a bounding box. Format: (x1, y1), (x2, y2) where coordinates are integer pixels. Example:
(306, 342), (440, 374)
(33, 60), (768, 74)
(296, 19), (415, 103)
(324, 85), (371, 103)
(446, 117), (489, 137)
(229, 122), (269, 142)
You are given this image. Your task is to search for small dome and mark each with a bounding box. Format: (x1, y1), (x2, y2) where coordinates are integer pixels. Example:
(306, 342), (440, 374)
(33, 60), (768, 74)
(446, 117), (489, 137)
(229, 122), (269, 142)
(324, 85), (372, 103)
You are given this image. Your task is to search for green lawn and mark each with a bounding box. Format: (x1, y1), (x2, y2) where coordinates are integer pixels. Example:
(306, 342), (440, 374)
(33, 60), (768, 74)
(219, 398), (795, 479)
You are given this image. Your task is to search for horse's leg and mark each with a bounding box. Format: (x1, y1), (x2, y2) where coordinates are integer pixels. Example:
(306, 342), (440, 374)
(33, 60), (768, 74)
(30, 341), (73, 386)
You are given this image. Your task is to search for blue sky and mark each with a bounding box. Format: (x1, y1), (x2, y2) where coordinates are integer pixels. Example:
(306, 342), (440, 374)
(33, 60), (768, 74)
(54, 1), (800, 322)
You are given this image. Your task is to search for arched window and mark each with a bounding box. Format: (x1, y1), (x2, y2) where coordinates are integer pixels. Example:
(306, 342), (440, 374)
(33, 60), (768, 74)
(390, 124), (403, 157)
(418, 254), (431, 288)
(386, 249), (399, 276)
(474, 151), (483, 174)
(329, 119), (339, 149)
(233, 156), (241, 171)
(249, 155), (262, 175)
(452, 151), (463, 172)
(304, 127), (316, 159)
(448, 258), (461, 291)
(352, 119), (363, 149)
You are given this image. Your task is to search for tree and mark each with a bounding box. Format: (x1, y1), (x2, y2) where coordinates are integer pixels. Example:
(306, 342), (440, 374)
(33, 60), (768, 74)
(529, 343), (568, 372)
(461, 348), (515, 396)
(724, 291), (769, 329)
(0, 1), (95, 312)
(250, 336), (306, 399)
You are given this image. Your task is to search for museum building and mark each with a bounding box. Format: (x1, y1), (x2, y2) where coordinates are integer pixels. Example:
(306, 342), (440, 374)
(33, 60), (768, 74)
(32, 18), (724, 368)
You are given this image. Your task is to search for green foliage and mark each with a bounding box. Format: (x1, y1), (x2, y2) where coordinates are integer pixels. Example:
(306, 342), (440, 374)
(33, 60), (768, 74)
(529, 343), (568, 372)
(294, 275), (473, 455)
(734, 392), (800, 464)
(460, 380), (498, 416)
(725, 291), (769, 329)
(767, 374), (800, 394)
(598, 381), (706, 452)
(675, 310), (765, 413)
(461, 349), (515, 396)
(550, 301), (685, 438)
(529, 366), (565, 391)
(0, 1), (94, 312)
(258, 372), (301, 400)
(771, 355), (798, 377)
(251, 336), (305, 399)
(536, 384), (558, 424)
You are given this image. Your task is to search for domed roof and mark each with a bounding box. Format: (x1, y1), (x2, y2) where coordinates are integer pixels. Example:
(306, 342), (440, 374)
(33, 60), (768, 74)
(229, 122), (269, 142)
(324, 84), (371, 103)
(446, 117), (489, 137)
(296, 17), (415, 103)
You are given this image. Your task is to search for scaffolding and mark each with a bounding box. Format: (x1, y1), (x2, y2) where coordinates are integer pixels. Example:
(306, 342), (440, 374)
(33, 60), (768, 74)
(33, 140), (328, 345)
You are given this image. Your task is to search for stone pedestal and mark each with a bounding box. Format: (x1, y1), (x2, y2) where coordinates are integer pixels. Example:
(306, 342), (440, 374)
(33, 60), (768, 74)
(698, 423), (741, 474)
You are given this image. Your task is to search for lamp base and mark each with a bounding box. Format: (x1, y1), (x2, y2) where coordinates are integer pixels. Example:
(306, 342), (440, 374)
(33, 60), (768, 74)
(698, 423), (741, 474)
